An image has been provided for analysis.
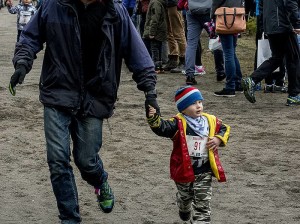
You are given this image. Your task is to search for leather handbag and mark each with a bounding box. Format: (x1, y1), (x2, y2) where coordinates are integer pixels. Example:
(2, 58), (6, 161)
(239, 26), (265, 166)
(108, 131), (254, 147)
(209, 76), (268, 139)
(215, 7), (246, 34)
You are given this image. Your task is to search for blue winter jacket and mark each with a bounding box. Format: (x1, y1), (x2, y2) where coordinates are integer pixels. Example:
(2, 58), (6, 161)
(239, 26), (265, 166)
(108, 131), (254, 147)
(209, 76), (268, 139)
(13, 0), (157, 119)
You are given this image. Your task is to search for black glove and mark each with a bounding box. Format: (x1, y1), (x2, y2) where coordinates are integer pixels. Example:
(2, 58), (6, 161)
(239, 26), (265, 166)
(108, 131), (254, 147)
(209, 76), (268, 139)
(145, 93), (160, 118)
(9, 64), (27, 96)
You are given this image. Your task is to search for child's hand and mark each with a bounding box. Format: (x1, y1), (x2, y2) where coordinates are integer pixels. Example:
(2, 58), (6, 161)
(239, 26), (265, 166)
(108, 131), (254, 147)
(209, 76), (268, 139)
(206, 137), (222, 151)
(5, 0), (12, 6)
(148, 105), (156, 117)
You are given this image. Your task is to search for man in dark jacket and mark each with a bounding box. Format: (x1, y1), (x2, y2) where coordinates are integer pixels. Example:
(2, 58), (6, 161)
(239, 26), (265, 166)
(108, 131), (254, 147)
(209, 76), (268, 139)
(242, 0), (300, 106)
(8, 0), (159, 223)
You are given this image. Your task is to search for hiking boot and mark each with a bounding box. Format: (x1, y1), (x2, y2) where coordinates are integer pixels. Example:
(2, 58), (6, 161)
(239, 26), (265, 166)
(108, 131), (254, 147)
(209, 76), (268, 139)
(286, 94), (300, 106)
(194, 65), (206, 76)
(170, 56), (185, 73)
(186, 76), (197, 85)
(179, 210), (191, 221)
(217, 73), (226, 81)
(241, 77), (256, 103)
(264, 85), (273, 93)
(162, 55), (178, 71)
(273, 85), (288, 93)
(96, 181), (114, 213)
(214, 88), (235, 97)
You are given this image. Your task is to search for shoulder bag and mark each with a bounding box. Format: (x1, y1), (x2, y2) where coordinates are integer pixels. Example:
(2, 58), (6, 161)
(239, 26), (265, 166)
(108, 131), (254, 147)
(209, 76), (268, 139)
(215, 7), (246, 34)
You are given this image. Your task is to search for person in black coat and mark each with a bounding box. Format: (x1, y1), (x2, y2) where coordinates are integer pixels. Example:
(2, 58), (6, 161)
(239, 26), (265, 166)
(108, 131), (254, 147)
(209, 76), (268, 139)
(242, 0), (300, 106)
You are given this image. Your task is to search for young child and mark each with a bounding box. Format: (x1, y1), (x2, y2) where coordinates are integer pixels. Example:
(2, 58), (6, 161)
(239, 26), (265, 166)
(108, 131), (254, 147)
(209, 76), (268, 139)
(6, 0), (37, 41)
(147, 86), (230, 223)
(142, 0), (167, 73)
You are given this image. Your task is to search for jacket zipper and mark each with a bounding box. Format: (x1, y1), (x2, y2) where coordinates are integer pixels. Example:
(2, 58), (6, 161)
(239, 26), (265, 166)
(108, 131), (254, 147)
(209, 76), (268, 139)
(58, 1), (84, 111)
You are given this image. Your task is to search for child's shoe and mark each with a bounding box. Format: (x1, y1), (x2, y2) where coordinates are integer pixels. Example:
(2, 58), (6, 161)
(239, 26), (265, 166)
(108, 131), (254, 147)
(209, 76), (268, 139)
(194, 65), (206, 76)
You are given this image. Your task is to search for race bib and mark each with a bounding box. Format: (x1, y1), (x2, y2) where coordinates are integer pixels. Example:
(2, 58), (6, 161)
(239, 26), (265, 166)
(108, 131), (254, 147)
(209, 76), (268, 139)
(186, 135), (208, 158)
(19, 11), (32, 26)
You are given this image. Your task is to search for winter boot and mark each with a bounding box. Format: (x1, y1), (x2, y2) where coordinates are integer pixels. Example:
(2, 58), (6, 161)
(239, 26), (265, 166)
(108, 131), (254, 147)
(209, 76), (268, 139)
(170, 56), (185, 73)
(162, 55), (178, 71)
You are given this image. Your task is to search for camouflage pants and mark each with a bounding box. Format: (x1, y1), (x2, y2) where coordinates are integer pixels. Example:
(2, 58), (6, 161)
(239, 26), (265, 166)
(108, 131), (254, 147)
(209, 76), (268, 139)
(175, 172), (212, 224)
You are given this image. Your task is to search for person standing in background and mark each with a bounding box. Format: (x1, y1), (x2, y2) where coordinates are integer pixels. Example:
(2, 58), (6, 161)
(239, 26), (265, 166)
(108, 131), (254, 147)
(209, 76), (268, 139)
(242, 0), (300, 106)
(163, 0), (187, 72)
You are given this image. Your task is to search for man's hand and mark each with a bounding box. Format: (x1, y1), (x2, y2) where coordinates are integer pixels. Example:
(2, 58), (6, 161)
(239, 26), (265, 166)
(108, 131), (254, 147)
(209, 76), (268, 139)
(145, 93), (160, 118)
(9, 64), (27, 96)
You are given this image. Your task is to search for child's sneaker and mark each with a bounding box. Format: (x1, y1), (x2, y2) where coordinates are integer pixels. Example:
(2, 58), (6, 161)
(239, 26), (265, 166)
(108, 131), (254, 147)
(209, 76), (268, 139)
(95, 181), (115, 213)
(194, 65), (206, 76)
(286, 94), (300, 106)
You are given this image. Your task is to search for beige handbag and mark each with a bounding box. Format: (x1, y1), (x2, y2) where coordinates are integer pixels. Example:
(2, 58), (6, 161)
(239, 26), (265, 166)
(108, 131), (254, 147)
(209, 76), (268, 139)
(215, 7), (246, 34)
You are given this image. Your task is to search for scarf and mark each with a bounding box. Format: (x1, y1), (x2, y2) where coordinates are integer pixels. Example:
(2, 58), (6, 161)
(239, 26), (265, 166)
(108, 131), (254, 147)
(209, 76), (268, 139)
(183, 114), (209, 137)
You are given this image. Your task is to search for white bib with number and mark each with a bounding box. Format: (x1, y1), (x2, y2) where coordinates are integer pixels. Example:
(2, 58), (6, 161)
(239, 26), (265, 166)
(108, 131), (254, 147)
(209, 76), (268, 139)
(186, 135), (208, 158)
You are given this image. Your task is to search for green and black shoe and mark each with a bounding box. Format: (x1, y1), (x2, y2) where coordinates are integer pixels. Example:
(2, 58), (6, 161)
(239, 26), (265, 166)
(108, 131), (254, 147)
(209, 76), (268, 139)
(242, 77), (256, 103)
(96, 181), (114, 213)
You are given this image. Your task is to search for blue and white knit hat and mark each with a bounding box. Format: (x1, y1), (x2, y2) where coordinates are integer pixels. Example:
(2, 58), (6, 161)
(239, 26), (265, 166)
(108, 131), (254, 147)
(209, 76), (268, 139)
(175, 86), (204, 112)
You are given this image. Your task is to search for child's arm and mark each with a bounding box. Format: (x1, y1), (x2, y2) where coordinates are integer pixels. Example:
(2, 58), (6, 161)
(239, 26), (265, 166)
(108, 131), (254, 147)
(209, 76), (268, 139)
(213, 121), (230, 147)
(7, 2), (19, 14)
(147, 106), (178, 138)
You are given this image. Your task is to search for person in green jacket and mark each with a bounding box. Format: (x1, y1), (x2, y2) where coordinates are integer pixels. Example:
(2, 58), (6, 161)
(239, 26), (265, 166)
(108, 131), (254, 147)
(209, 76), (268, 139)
(143, 0), (167, 73)
(147, 86), (230, 223)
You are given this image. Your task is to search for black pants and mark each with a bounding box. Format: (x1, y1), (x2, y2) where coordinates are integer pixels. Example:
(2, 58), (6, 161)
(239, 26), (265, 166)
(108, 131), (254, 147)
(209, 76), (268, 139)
(150, 39), (163, 68)
(254, 15), (285, 85)
(251, 32), (300, 96)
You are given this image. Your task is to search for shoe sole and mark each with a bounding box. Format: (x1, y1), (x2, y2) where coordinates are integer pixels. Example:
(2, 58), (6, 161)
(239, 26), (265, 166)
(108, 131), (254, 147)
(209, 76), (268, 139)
(99, 200), (114, 213)
(213, 94), (235, 97)
(194, 72), (206, 76)
(241, 79), (256, 103)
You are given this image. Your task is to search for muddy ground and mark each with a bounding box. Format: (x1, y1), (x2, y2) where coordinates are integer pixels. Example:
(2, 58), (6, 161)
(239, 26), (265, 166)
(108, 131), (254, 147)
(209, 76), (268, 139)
(1, 3), (300, 224)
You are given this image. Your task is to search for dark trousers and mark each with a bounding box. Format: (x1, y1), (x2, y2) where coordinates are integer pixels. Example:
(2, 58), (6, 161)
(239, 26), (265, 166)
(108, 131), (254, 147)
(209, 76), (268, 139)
(251, 32), (300, 96)
(150, 39), (163, 68)
(254, 15), (285, 85)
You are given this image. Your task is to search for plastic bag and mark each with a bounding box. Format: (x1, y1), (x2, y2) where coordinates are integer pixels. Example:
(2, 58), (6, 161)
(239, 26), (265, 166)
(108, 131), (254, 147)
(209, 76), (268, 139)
(208, 36), (222, 51)
(257, 35), (279, 71)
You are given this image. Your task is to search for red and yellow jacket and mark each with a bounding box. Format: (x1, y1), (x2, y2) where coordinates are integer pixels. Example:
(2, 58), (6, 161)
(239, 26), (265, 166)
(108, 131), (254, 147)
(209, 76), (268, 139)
(148, 112), (230, 183)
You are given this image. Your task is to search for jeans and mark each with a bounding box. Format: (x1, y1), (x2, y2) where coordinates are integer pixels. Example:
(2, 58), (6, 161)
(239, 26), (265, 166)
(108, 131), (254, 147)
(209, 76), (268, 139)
(44, 107), (107, 223)
(185, 11), (210, 76)
(166, 6), (186, 57)
(251, 32), (300, 96)
(219, 34), (242, 90)
(150, 39), (163, 68)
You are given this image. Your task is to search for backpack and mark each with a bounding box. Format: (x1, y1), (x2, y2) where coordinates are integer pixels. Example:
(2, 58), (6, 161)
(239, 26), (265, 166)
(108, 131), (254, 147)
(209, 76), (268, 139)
(188, 0), (212, 15)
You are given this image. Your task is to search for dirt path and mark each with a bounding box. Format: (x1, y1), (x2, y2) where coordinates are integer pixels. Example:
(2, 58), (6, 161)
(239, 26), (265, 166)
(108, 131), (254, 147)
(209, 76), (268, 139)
(1, 2), (300, 224)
